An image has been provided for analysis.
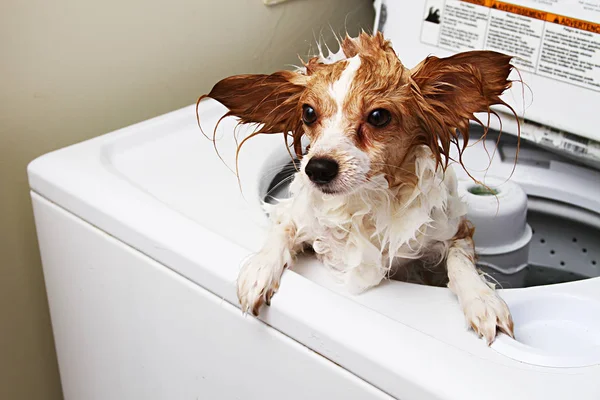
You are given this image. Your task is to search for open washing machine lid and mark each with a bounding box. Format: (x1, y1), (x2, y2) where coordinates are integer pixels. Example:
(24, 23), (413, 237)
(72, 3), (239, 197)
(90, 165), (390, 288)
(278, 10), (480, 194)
(28, 99), (600, 399)
(374, 0), (600, 169)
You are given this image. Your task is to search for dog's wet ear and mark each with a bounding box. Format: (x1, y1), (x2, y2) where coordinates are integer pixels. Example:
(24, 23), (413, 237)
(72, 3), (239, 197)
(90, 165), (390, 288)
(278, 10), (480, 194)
(409, 51), (517, 171)
(410, 50), (514, 134)
(199, 70), (308, 157)
(202, 70), (307, 133)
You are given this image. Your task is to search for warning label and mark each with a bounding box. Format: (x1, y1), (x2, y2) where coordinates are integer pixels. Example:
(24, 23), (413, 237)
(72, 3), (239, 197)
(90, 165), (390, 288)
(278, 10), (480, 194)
(421, 0), (600, 92)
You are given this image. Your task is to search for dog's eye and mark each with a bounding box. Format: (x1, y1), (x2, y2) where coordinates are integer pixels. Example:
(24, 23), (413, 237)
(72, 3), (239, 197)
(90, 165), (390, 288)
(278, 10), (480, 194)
(367, 109), (391, 127)
(302, 105), (318, 125)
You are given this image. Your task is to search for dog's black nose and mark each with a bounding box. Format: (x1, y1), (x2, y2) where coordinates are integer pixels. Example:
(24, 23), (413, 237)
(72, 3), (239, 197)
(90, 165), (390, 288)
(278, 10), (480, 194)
(305, 157), (339, 184)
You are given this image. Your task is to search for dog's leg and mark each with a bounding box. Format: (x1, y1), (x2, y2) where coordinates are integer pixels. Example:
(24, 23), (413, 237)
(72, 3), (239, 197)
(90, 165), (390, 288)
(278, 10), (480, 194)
(237, 202), (301, 316)
(446, 236), (514, 344)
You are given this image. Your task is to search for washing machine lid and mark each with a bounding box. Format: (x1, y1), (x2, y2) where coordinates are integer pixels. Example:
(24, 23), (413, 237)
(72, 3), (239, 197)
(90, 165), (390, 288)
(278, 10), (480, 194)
(374, 0), (600, 168)
(28, 101), (600, 399)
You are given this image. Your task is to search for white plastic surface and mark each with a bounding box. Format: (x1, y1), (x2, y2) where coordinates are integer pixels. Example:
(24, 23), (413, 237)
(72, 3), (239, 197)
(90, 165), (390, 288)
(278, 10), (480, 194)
(493, 294), (600, 367)
(28, 101), (600, 399)
(458, 177), (532, 255)
(32, 193), (391, 400)
(457, 175), (532, 286)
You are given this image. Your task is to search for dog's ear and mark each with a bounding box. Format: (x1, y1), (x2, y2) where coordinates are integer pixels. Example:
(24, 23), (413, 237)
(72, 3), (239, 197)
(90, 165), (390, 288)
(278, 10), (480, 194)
(411, 51), (514, 134)
(200, 70), (307, 155)
(409, 51), (516, 169)
(203, 70), (306, 133)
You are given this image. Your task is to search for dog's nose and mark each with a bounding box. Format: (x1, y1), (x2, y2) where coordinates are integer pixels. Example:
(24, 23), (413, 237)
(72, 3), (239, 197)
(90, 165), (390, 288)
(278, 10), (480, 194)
(305, 157), (339, 184)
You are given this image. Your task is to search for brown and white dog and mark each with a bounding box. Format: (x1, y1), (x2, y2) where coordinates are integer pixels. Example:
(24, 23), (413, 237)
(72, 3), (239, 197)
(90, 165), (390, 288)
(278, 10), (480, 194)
(199, 32), (517, 344)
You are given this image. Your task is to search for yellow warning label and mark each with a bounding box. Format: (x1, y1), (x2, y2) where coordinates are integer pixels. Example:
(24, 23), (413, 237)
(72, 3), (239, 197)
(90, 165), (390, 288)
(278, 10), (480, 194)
(420, 0), (600, 92)
(460, 0), (600, 34)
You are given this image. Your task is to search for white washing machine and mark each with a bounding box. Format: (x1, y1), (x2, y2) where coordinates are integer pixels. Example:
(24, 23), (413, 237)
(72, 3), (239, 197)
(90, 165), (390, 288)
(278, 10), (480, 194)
(30, 2), (600, 399)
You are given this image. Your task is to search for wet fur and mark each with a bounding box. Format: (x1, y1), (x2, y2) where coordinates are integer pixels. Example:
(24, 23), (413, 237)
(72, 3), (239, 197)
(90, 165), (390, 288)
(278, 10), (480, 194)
(198, 32), (516, 344)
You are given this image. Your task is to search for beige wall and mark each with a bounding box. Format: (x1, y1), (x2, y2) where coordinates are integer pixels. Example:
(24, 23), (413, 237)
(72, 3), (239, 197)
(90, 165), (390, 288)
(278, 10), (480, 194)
(0, 1), (374, 399)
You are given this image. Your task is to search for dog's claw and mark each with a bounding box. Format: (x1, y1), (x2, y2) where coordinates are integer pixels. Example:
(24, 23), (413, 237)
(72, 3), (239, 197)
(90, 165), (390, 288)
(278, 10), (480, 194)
(264, 288), (275, 306)
(237, 254), (281, 317)
(463, 288), (514, 345)
(499, 314), (515, 339)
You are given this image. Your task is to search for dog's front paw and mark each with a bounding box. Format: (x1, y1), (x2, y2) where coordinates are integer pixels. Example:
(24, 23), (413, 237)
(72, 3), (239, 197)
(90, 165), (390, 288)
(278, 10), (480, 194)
(237, 253), (283, 316)
(462, 288), (514, 345)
